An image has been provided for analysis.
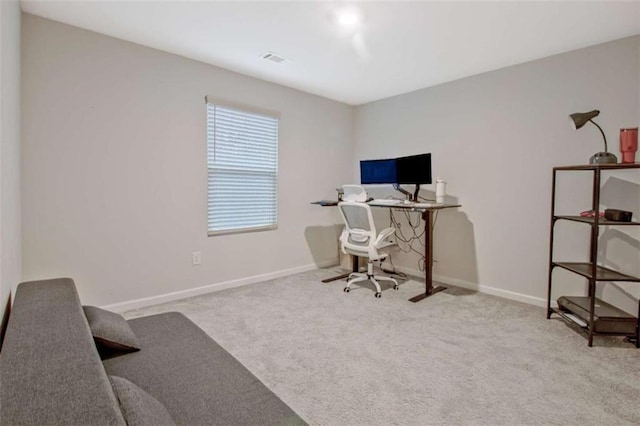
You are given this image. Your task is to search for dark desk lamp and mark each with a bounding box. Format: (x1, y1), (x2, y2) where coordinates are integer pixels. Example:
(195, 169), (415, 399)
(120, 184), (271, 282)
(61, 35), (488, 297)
(569, 110), (617, 164)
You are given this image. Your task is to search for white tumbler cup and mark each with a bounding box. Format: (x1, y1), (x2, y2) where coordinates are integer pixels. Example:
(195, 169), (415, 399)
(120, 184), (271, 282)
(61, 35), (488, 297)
(435, 179), (446, 203)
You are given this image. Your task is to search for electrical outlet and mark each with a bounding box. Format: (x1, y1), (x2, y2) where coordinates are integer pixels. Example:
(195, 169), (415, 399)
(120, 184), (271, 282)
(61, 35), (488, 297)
(192, 251), (202, 266)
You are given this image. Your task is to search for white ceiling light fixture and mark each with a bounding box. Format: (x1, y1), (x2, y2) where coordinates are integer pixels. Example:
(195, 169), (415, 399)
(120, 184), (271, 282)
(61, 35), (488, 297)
(335, 6), (362, 29)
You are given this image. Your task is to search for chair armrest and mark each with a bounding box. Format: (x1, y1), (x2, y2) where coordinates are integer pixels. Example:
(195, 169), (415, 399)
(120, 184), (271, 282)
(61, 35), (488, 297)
(339, 228), (348, 254)
(374, 227), (395, 248)
(377, 241), (397, 249)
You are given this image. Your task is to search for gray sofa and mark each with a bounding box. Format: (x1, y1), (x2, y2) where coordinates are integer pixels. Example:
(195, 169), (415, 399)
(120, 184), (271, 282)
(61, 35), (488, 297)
(0, 278), (305, 425)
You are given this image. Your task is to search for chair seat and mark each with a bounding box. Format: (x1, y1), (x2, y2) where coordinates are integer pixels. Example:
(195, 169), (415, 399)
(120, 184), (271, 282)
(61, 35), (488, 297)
(343, 247), (388, 262)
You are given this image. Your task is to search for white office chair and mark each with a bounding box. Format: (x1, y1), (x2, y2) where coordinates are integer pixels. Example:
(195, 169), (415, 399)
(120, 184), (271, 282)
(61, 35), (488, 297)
(338, 201), (399, 298)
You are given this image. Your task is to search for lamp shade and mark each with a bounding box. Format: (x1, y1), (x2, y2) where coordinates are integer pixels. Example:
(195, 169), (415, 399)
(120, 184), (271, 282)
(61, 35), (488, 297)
(567, 109), (617, 164)
(569, 110), (600, 130)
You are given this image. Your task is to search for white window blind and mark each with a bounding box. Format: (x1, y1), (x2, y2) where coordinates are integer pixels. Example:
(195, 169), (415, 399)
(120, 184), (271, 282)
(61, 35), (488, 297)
(206, 101), (279, 235)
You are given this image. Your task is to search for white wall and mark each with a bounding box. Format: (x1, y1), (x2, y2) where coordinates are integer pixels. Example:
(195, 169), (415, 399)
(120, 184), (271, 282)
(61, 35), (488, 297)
(0, 0), (21, 326)
(21, 14), (353, 307)
(20, 14), (640, 313)
(354, 36), (640, 310)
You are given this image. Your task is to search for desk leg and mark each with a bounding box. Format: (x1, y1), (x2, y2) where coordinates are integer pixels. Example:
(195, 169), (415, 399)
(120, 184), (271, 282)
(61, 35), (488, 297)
(321, 255), (359, 283)
(409, 210), (447, 302)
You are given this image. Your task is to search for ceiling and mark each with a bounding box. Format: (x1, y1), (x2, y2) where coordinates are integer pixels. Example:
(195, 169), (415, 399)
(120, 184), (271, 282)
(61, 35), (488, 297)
(21, 1), (640, 106)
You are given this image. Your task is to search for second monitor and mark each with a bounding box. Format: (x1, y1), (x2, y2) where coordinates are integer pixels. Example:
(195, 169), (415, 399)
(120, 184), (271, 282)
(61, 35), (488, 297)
(396, 153), (432, 185)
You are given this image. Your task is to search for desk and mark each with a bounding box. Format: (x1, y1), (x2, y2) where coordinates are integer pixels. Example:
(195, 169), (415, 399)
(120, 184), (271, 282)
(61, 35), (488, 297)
(399, 203), (460, 302)
(312, 200), (461, 302)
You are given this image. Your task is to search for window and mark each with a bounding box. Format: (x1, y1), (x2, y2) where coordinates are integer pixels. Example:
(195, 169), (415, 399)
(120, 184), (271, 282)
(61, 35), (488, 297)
(206, 99), (279, 235)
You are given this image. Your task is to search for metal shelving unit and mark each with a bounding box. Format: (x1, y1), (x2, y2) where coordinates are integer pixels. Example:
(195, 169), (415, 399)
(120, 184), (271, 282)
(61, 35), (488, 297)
(546, 163), (640, 347)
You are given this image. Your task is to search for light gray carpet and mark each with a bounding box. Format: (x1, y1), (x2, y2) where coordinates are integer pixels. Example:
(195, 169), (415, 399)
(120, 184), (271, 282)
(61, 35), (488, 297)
(125, 268), (640, 425)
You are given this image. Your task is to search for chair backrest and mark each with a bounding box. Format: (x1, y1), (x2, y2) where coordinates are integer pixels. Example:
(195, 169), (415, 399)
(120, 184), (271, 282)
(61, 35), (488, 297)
(338, 201), (377, 258)
(341, 185), (368, 202)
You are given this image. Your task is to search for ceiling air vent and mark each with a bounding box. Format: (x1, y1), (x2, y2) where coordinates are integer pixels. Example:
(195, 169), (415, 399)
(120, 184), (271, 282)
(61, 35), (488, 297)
(260, 52), (287, 64)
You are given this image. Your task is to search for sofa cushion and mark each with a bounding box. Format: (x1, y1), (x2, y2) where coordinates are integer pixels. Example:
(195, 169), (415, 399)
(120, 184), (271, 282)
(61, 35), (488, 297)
(84, 305), (141, 357)
(109, 376), (176, 426)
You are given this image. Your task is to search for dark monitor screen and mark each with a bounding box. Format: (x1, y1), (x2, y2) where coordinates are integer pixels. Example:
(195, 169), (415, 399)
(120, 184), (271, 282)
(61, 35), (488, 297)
(360, 158), (397, 184)
(396, 153), (432, 185)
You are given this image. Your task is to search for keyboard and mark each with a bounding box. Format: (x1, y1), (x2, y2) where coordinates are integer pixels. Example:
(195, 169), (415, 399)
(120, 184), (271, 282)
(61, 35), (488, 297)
(368, 198), (403, 206)
(368, 199), (443, 209)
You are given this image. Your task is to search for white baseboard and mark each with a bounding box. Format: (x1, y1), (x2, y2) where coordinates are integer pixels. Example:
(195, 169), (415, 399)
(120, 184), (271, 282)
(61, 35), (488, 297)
(102, 260), (548, 313)
(392, 266), (548, 308)
(315, 258), (340, 269)
(102, 260), (337, 313)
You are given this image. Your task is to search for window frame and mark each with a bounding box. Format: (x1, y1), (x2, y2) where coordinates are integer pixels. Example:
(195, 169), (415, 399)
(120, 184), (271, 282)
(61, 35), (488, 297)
(205, 97), (280, 236)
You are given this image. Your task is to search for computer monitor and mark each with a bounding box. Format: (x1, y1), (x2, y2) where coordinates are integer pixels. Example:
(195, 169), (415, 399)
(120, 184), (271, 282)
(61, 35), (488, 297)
(396, 153), (432, 201)
(360, 158), (397, 184)
(396, 153), (432, 185)
(359, 153), (432, 202)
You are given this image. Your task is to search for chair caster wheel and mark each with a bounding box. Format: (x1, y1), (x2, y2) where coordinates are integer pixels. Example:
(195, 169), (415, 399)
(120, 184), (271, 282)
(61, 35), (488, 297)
(393, 285), (399, 290)
(375, 292), (382, 298)
(343, 287), (350, 293)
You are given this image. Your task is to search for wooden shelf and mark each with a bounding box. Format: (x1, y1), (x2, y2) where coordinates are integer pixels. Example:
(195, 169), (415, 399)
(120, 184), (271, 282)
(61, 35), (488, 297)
(553, 262), (640, 282)
(554, 215), (640, 226)
(553, 163), (640, 171)
(548, 163), (640, 347)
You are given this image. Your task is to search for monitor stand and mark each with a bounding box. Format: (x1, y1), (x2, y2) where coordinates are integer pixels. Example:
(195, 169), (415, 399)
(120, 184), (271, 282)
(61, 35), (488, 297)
(393, 184), (420, 202)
